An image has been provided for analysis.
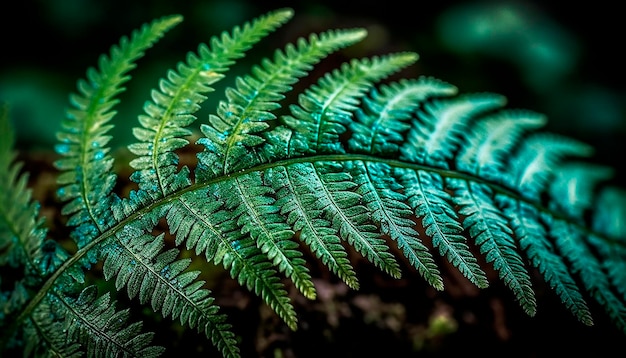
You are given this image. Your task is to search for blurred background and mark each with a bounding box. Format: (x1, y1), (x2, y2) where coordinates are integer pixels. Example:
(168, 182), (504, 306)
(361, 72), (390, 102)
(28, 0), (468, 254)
(1, 0), (624, 356)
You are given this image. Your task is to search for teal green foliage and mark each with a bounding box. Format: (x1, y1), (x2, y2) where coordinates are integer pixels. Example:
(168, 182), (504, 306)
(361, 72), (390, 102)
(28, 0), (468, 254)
(1, 7), (626, 357)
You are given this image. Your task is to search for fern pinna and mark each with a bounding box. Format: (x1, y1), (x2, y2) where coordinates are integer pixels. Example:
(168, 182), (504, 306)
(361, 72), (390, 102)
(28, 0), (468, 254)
(1, 7), (625, 357)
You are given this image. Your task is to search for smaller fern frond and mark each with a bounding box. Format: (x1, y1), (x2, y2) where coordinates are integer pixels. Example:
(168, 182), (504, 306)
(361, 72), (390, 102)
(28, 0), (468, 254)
(266, 165), (359, 289)
(498, 196), (593, 325)
(197, 27), (368, 177)
(225, 171), (316, 299)
(315, 161), (402, 278)
(455, 109), (546, 181)
(449, 178), (536, 315)
(54, 14), (183, 249)
(591, 188), (626, 301)
(548, 162), (614, 220)
(128, 8), (294, 199)
(400, 93), (506, 168)
(0, 105), (63, 276)
(284, 53), (419, 156)
(549, 217), (626, 332)
(401, 169), (490, 288)
(349, 77), (458, 155)
(166, 184), (299, 331)
(505, 133), (594, 200)
(349, 160), (444, 290)
(56, 286), (164, 358)
(101, 231), (239, 358)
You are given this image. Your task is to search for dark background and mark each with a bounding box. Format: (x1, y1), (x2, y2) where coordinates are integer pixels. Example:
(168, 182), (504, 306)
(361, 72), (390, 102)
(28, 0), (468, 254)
(1, 0), (625, 356)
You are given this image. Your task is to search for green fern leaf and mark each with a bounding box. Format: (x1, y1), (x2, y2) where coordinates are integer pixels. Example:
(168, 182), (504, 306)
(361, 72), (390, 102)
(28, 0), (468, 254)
(128, 8), (294, 198)
(266, 165), (359, 289)
(401, 169), (489, 288)
(101, 231), (239, 358)
(54, 14), (183, 249)
(498, 196), (593, 325)
(349, 76), (458, 155)
(349, 160), (443, 290)
(283, 53), (419, 156)
(3, 7), (626, 357)
(0, 105), (65, 276)
(449, 178), (536, 315)
(197, 27), (368, 177)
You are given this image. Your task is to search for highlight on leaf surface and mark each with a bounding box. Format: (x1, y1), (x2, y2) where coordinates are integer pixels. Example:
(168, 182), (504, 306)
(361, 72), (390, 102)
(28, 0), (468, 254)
(1, 6), (625, 358)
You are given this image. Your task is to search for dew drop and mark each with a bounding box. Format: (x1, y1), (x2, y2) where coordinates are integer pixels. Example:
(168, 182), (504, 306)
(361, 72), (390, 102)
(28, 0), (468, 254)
(94, 151), (105, 160)
(55, 144), (71, 155)
(202, 63), (211, 71)
(56, 187), (66, 197)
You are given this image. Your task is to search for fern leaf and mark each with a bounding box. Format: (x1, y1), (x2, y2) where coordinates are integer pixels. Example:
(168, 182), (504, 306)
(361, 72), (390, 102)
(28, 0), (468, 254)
(549, 217), (626, 332)
(197, 27), (368, 177)
(54, 15), (183, 249)
(101, 231), (239, 358)
(505, 133), (594, 200)
(548, 162), (614, 219)
(401, 169), (489, 288)
(266, 165), (359, 289)
(449, 178), (536, 315)
(312, 161), (402, 278)
(400, 93), (506, 168)
(349, 160), (443, 290)
(30, 286), (163, 357)
(591, 188), (626, 300)
(349, 77), (457, 155)
(498, 196), (593, 325)
(166, 185), (299, 331)
(284, 53), (419, 156)
(456, 109), (546, 181)
(23, 301), (82, 358)
(0, 105), (65, 275)
(128, 8), (293, 198)
(221, 171), (316, 299)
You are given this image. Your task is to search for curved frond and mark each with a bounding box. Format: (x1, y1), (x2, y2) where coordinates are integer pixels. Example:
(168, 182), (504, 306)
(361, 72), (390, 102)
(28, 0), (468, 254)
(101, 232), (239, 358)
(3, 7), (626, 358)
(54, 15), (183, 249)
(128, 8), (294, 198)
(0, 105), (65, 276)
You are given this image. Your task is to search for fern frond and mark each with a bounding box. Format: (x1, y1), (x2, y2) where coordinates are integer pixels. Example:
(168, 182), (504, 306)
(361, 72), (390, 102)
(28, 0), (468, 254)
(166, 185), (299, 331)
(56, 286), (164, 357)
(456, 109), (546, 181)
(349, 160), (443, 290)
(449, 178), (536, 314)
(400, 93), (506, 168)
(197, 27), (368, 177)
(128, 8), (294, 198)
(549, 217), (626, 332)
(54, 15), (183, 249)
(591, 188), (626, 301)
(498, 196), (593, 325)
(0, 105), (62, 275)
(283, 53), (419, 156)
(505, 133), (594, 199)
(349, 77), (458, 155)
(266, 165), (359, 289)
(221, 171), (316, 299)
(401, 169), (489, 288)
(101, 231), (239, 358)
(4, 7), (626, 357)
